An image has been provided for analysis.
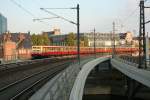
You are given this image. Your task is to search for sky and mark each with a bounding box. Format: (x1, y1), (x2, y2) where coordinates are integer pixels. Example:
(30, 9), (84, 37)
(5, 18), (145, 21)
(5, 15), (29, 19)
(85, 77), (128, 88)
(0, 0), (150, 36)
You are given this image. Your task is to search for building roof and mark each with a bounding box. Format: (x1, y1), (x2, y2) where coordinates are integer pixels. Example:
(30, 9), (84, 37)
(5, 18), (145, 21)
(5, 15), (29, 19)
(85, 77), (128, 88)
(0, 32), (31, 48)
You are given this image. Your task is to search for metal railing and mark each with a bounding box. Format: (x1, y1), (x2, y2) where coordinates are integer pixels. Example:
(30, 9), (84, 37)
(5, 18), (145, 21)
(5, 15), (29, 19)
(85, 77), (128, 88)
(114, 55), (138, 67)
(113, 55), (150, 68)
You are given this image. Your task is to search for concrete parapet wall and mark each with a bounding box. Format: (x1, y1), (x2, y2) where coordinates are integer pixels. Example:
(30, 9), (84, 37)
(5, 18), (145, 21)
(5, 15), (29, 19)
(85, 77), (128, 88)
(29, 57), (94, 100)
(111, 59), (150, 88)
(69, 57), (109, 100)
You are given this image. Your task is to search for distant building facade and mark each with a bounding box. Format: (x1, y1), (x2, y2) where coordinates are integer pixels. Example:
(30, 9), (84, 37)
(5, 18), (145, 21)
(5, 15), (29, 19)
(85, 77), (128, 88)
(0, 32), (31, 62)
(49, 34), (67, 45)
(45, 31), (134, 47)
(119, 32), (133, 45)
(0, 13), (7, 34)
(83, 33), (120, 47)
(10, 32), (32, 49)
(0, 32), (31, 49)
(43, 28), (61, 37)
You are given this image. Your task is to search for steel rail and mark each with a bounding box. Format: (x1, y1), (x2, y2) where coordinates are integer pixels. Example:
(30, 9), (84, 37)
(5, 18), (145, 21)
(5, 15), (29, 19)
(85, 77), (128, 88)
(11, 62), (70, 100)
(0, 61), (71, 100)
(0, 61), (62, 91)
(0, 57), (69, 76)
(0, 57), (56, 70)
(0, 57), (75, 71)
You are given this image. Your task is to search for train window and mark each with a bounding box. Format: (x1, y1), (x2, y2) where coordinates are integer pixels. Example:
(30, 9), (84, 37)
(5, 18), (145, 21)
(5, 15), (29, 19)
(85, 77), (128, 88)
(53, 47), (56, 52)
(60, 47), (63, 51)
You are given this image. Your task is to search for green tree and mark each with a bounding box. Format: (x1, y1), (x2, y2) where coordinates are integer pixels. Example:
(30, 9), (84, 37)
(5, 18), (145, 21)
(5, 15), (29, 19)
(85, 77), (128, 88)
(80, 36), (88, 47)
(37, 35), (43, 45)
(66, 32), (76, 46)
(65, 32), (89, 47)
(42, 34), (50, 45)
(83, 36), (89, 47)
(31, 34), (50, 46)
(31, 34), (38, 45)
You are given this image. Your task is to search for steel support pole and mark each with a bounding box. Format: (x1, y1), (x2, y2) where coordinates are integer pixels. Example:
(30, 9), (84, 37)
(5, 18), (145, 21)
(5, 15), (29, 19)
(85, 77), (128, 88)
(146, 33), (149, 67)
(126, 77), (141, 100)
(139, 0), (143, 68)
(77, 4), (80, 64)
(139, 0), (146, 68)
(126, 78), (135, 100)
(93, 28), (96, 58)
(112, 22), (115, 58)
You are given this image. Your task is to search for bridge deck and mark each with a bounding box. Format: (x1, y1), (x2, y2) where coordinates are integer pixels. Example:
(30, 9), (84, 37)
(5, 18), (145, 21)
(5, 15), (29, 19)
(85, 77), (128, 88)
(29, 57), (109, 100)
(111, 59), (150, 88)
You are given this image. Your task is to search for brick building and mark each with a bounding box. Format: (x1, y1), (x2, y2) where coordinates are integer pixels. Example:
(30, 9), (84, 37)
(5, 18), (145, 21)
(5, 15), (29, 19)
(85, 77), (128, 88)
(0, 32), (31, 62)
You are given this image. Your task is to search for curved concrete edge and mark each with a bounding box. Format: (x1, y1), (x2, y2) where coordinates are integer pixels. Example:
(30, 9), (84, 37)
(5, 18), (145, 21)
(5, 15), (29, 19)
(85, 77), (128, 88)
(111, 59), (150, 88)
(29, 70), (62, 100)
(69, 57), (109, 100)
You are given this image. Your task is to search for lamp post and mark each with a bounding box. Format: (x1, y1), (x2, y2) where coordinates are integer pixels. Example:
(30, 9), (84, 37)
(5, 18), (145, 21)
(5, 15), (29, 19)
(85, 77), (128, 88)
(40, 4), (80, 63)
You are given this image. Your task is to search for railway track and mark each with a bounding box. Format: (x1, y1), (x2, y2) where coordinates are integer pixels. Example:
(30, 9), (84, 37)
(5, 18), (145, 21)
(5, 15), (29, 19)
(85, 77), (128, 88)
(0, 57), (66, 75)
(0, 61), (71, 100)
(0, 58), (74, 89)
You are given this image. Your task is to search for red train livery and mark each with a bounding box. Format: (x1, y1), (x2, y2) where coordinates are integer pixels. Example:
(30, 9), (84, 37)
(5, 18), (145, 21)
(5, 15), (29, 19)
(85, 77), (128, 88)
(31, 46), (139, 58)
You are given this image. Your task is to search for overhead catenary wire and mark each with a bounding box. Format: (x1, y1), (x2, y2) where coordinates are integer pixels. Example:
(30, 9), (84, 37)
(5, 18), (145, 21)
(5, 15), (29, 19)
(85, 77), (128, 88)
(117, 0), (140, 33)
(123, 0), (150, 25)
(41, 8), (76, 9)
(123, 7), (139, 24)
(10, 0), (35, 17)
(9, 0), (49, 25)
(33, 17), (59, 21)
(40, 8), (77, 25)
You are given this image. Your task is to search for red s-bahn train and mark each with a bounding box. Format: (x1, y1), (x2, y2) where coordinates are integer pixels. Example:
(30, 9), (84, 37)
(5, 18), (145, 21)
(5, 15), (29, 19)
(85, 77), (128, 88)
(31, 46), (139, 58)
